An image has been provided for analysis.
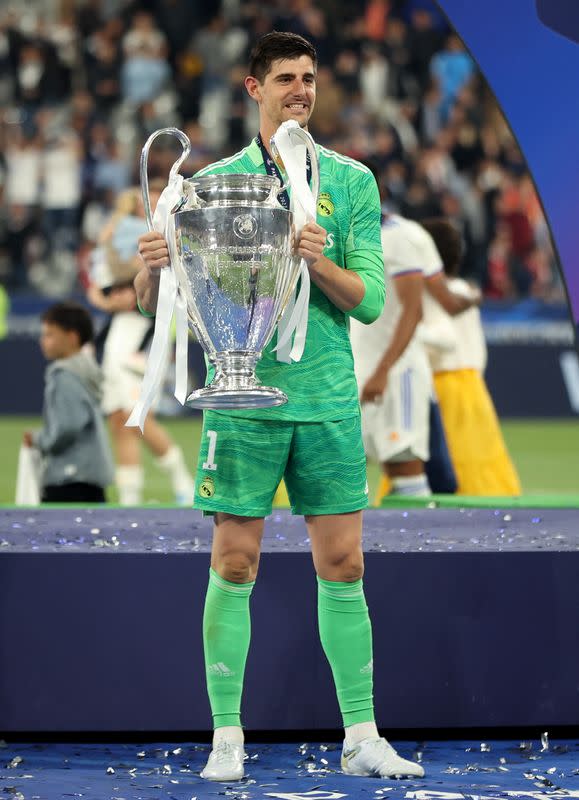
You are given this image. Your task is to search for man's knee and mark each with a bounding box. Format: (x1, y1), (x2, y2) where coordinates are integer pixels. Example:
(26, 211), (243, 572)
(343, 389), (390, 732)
(319, 549), (364, 583)
(213, 551), (259, 584)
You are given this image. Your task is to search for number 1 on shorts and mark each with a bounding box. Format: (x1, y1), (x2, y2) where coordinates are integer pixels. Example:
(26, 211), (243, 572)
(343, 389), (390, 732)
(202, 430), (218, 471)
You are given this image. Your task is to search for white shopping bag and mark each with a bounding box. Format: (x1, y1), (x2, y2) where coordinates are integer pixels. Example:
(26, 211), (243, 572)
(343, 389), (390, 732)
(15, 445), (42, 506)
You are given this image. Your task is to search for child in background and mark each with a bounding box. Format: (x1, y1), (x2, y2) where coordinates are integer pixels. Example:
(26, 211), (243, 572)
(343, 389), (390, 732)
(24, 302), (114, 502)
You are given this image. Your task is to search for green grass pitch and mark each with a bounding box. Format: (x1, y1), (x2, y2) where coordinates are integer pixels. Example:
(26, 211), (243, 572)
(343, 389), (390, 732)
(0, 416), (577, 505)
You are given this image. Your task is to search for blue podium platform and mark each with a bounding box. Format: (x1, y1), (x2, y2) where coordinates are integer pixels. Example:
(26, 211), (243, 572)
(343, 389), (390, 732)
(0, 506), (578, 733)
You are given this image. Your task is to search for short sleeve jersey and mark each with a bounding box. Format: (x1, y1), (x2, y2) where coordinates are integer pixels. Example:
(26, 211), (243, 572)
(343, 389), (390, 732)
(193, 139), (383, 421)
(350, 214), (442, 383)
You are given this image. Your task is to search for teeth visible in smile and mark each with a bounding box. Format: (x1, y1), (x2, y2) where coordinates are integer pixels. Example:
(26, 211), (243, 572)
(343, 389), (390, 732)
(287, 104), (306, 109)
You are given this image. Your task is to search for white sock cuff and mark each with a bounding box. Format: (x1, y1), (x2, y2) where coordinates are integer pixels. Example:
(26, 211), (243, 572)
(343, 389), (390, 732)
(344, 721), (380, 747)
(391, 474), (431, 496)
(213, 725), (244, 746)
(156, 444), (184, 469)
(115, 465), (144, 489)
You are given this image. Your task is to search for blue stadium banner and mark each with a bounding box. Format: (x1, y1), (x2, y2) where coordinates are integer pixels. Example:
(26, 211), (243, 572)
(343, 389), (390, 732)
(436, 0), (579, 334)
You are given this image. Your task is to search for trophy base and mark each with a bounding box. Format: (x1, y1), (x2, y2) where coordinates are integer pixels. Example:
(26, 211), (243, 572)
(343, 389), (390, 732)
(186, 385), (288, 409)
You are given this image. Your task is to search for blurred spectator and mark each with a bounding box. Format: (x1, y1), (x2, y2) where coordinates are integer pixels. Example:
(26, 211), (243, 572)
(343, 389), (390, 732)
(486, 221), (528, 299)
(307, 65), (345, 142)
(334, 48), (360, 97)
(86, 31), (121, 113)
(399, 177), (441, 219)
(359, 43), (389, 113)
(407, 7), (444, 91)
(120, 10), (171, 106)
(383, 17), (414, 99)
(364, 0), (390, 42)
(429, 33), (475, 122)
(188, 13), (247, 148)
(37, 111), (83, 257)
(3, 121), (42, 288)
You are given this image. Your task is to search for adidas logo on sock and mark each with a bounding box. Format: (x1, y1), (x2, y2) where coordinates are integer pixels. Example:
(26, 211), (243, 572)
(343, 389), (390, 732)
(208, 662), (235, 677)
(360, 658), (373, 675)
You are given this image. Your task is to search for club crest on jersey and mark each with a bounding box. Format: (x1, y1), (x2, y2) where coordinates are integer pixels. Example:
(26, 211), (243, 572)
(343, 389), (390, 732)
(317, 192), (335, 217)
(199, 476), (215, 498)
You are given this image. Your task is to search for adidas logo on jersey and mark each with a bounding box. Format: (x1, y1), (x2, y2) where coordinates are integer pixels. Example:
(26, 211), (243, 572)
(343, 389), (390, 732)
(208, 662), (235, 677)
(360, 658), (373, 675)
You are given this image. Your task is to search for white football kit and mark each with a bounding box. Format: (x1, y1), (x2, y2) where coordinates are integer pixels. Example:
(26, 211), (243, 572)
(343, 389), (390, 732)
(350, 215), (442, 463)
(101, 311), (154, 416)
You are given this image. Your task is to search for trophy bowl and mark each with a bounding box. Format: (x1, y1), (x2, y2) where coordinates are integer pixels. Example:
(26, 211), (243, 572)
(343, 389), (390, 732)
(173, 173), (301, 409)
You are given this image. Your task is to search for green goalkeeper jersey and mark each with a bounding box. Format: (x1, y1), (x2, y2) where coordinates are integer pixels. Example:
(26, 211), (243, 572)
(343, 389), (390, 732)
(194, 138), (384, 422)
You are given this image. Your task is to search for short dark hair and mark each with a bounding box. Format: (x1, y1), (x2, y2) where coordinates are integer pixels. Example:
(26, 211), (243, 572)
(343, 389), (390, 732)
(41, 301), (94, 346)
(249, 31), (317, 83)
(420, 218), (463, 277)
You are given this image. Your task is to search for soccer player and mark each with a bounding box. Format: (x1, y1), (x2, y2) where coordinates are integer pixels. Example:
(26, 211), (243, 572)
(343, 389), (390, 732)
(135, 32), (424, 783)
(351, 207), (443, 497)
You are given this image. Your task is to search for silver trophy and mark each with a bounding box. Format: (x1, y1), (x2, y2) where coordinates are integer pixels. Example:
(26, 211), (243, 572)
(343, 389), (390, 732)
(140, 126), (318, 409)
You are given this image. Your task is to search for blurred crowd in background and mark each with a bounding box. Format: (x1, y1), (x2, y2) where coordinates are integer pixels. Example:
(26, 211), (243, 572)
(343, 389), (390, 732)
(0, 0), (564, 302)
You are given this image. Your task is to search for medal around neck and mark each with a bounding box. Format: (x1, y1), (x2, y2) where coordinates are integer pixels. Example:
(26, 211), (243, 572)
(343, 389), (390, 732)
(139, 123), (318, 410)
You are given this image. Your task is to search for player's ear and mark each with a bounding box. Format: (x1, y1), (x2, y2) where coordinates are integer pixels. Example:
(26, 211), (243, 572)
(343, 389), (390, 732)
(245, 75), (261, 101)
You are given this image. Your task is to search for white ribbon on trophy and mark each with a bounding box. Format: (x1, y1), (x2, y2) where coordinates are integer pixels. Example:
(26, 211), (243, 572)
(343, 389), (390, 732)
(271, 121), (319, 364)
(126, 173), (189, 431)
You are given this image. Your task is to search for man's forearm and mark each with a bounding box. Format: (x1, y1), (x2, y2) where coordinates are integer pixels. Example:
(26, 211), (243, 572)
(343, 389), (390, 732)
(308, 256), (365, 311)
(134, 267), (160, 314)
(446, 291), (475, 316)
(426, 273), (480, 316)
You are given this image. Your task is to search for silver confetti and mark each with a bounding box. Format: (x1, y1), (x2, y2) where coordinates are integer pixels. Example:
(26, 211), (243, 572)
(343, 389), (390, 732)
(106, 766), (115, 774)
(541, 731), (549, 751)
(7, 755), (23, 768)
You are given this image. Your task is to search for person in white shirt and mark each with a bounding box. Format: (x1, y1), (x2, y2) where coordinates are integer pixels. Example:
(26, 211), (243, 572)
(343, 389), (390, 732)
(419, 218), (521, 496)
(87, 184), (195, 506)
(350, 213), (441, 496)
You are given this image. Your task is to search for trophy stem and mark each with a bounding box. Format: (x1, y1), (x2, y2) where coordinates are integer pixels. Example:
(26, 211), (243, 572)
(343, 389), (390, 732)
(214, 352), (259, 384)
(186, 351), (288, 409)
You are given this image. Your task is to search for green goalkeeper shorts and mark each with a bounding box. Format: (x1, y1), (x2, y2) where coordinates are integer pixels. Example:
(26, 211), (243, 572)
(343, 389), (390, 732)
(194, 411), (368, 517)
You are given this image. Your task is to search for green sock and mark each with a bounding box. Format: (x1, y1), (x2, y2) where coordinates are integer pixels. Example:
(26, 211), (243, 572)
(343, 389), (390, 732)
(203, 567), (254, 728)
(317, 576), (375, 727)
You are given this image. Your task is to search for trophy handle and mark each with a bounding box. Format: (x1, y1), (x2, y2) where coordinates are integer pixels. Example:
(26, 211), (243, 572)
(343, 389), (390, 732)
(140, 127), (191, 231)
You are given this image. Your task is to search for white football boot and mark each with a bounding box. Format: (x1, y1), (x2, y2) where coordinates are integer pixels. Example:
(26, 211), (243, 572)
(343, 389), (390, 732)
(200, 741), (245, 781)
(341, 737), (425, 779)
